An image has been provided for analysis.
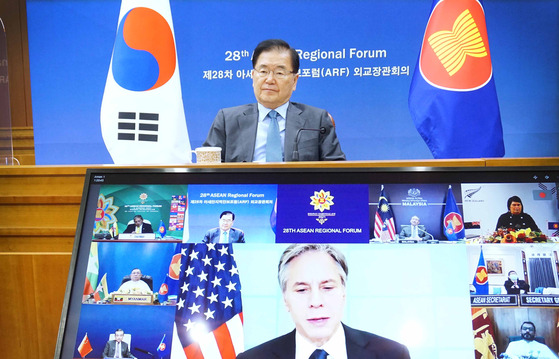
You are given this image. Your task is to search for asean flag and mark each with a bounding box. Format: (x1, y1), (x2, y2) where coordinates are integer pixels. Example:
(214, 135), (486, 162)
(409, 0), (505, 159)
(472, 247), (489, 295)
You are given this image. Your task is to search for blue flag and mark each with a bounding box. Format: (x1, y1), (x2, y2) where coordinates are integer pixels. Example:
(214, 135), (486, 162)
(443, 186), (465, 240)
(158, 243), (181, 303)
(472, 247), (489, 295)
(408, 0), (504, 158)
(158, 219), (167, 238)
(156, 334), (168, 358)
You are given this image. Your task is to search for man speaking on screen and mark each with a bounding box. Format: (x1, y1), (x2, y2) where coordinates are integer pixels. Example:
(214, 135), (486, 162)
(203, 39), (345, 162)
(237, 244), (410, 359)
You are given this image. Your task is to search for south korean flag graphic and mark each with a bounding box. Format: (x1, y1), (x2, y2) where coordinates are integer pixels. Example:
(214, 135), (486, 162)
(101, 0), (192, 164)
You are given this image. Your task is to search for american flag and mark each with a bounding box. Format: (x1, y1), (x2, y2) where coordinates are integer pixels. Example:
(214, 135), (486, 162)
(172, 243), (244, 359)
(374, 186), (396, 241)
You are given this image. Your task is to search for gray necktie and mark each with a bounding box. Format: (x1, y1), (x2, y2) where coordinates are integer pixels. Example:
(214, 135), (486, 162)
(309, 349), (328, 359)
(266, 110), (282, 162)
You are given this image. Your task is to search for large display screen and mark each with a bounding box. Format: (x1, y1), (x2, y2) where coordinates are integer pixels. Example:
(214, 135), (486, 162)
(55, 166), (559, 359)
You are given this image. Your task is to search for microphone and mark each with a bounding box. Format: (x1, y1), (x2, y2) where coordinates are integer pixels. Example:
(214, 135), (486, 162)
(134, 347), (154, 357)
(417, 227), (435, 241)
(292, 127), (326, 161)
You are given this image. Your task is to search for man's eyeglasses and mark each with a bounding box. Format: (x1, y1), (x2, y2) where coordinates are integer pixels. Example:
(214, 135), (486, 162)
(253, 69), (296, 80)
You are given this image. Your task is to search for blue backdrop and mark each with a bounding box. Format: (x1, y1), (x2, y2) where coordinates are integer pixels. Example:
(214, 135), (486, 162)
(26, 0), (559, 164)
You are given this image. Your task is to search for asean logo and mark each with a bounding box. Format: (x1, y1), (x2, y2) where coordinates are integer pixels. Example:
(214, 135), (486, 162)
(419, 0), (492, 91)
(159, 283), (168, 295)
(475, 266), (488, 285)
(169, 253), (182, 280)
(444, 212), (464, 233)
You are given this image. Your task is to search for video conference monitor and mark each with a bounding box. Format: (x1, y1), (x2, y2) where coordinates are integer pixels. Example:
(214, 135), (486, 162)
(55, 166), (559, 359)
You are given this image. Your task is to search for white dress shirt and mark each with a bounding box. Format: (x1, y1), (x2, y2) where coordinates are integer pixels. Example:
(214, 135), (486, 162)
(295, 323), (347, 359)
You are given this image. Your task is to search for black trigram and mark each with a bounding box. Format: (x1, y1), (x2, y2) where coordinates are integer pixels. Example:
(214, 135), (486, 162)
(117, 112), (159, 142)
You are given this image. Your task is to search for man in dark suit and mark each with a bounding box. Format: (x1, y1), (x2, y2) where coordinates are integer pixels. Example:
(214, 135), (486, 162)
(399, 215), (428, 240)
(123, 215), (153, 234)
(203, 39), (345, 162)
(504, 270), (530, 294)
(103, 329), (135, 358)
(237, 244), (410, 359)
(203, 211), (245, 243)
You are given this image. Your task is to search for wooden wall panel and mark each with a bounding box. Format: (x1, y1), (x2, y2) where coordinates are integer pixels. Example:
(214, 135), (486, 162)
(33, 254), (73, 359)
(0, 254), (71, 359)
(0, 0), (33, 128)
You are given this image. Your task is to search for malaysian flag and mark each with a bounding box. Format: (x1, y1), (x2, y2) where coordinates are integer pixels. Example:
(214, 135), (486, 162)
(374, 186), (396, 242)
(171, 243), (244, 359)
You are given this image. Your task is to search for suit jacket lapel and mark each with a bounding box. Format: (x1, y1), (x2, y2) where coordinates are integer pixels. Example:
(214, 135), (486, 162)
(271, 330), (296, 359)
(344, 324), (378, 359)
(238, 104), (258, 162)
(284, 102), (305, 161)
(211, 229), (220, 243)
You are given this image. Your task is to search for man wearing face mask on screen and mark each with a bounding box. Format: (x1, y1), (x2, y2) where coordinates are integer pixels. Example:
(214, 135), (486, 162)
(504, 270), (530, 295)
(203, 39), (345, 162)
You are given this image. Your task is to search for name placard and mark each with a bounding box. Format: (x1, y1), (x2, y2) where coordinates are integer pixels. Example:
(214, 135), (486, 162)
(112, 293), (154, 305)
(470, 295), (518, 307)
(118, 233), (156, 240)
(520, 295), (559, 307)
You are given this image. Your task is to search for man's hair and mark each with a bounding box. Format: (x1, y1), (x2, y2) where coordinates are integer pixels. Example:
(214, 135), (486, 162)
(507, 196), (523, 212)
(508, 270), (517, 276)
(521, 321), (536, 331)
(278, 244), (348, 292)
(220, 211), (235, 220)
(115, 328), (124, 334)
(133, 215), (143, 220)
(252, 39), (300, 73)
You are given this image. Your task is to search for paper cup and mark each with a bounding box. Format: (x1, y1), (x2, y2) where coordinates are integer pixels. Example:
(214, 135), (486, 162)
(193, 147), (222, 164)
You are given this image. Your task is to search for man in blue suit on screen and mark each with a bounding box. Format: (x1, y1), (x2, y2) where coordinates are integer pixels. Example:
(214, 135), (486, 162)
(203, 39), (345, 162)
(203, 211), (245, 243)
(237, 244), (410, 359)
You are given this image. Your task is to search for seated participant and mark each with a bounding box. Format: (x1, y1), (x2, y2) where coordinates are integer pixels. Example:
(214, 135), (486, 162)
(103, 328), (136, 358)
(203, 211), (245, 243)
(237, 244), (410, 359)
(502, 322), (558, 359)
(504, 270), (530, 294)
(203, 39), (345, 162)
(496, 196), (540, 232)
(399, 216), (428, 240)
(123, 215), (154, 234)
(118, 268), (151, 294)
